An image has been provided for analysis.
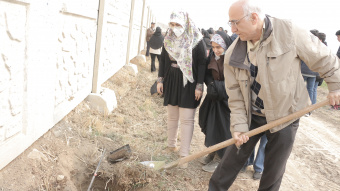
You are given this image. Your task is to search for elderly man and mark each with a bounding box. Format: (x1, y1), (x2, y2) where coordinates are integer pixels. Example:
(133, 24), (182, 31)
(208, 0), (340, 190)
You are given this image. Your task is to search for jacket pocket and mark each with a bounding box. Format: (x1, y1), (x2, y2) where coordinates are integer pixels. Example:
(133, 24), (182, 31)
(236, 70), (249, 92)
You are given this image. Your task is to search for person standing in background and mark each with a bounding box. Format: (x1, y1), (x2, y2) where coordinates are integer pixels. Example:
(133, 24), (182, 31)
(315, 32), (327, 91)
(300, 30), (323, 116)
(149, 27), (164, 72)
(207, 28), (215, 38)
(145, 22), (155, 57)
(230, 33), (238, 42)
(202, 29), (212, 57)
(317, 32), (327, 46)
(241, 134), (267, 179)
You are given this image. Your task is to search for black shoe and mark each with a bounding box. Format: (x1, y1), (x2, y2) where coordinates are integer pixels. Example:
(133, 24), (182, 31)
(202, 153), (221, 173)
(253, 171), (262, 180)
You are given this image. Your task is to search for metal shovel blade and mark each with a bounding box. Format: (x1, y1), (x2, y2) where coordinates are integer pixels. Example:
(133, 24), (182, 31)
(140, 161), (165, 170)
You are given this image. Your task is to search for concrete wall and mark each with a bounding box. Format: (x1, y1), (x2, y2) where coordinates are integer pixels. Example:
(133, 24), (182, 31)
(0, 0), (152, 170)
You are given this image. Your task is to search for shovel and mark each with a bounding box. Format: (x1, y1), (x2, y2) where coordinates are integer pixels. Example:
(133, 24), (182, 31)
(158, 99), (329, 170)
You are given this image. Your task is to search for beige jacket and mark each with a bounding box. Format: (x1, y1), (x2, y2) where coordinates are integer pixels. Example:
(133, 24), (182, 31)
(224, 16), (340, 134)
(146, 27), (154, 41)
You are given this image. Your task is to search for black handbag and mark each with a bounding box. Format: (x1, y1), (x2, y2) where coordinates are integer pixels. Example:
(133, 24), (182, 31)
(207, 80), (228, 100)
(206, 82), (219, 100)
(150, 81), (157, 95)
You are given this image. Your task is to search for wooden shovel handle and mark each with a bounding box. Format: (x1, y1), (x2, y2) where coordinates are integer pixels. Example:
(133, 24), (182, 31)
(161, 99), (329, 170)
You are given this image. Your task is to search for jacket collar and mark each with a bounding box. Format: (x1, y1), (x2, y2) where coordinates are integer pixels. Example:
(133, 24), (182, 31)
(229, 15), (272, 69)
(208, 54), (225, 80)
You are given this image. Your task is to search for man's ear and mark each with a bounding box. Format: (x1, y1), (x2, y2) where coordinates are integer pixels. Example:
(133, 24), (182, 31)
(251, 13), (258, 24)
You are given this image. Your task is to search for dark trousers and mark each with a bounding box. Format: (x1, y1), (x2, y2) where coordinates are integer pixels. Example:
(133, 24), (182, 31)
(146, 41), (150, 56)
(150, 53), (160, 72)
(209, 115), (300, 191)
(244, 134), (268, 173)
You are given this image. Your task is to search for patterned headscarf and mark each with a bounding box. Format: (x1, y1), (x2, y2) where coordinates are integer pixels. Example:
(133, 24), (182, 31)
(164, 10), (203, 86)
(211, 34), (227, 50)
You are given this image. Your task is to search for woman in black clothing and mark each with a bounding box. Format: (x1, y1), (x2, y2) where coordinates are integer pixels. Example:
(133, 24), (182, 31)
(202, 29), (212, 57)
(157, 10), (207, 168)
(149, 27), (164, 72)
(199, 31), (232, 172)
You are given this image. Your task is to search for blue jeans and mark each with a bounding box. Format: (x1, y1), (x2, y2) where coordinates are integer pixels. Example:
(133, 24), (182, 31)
(303, 76), (318, 104)
(244, 134), (268, 173)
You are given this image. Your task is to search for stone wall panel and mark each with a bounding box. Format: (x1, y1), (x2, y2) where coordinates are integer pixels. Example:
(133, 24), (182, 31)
(0, 0), (152, 170)
(99, 0), (131, 84)
(54, 13), (96, 106)
(0, 1), (27, 143)
(0, 88), (10, 140)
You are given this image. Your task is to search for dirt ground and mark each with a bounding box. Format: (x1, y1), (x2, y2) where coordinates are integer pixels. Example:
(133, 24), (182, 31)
(0, 56), (339, 191)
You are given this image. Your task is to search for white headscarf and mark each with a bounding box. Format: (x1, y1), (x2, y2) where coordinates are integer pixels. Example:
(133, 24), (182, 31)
(164, 10), (203, 86)
(211, 34), (227, 60)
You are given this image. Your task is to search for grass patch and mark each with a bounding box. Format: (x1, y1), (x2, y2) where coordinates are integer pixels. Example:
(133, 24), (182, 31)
(320, 81), (328, 89)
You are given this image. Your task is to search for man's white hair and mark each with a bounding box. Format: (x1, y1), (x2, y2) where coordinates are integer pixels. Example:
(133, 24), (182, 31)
(240, 0), (265, 20)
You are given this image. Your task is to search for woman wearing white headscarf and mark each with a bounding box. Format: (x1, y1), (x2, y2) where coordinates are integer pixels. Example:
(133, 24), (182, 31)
(157, 10), (207, 168)
(199, 31), (232, 173)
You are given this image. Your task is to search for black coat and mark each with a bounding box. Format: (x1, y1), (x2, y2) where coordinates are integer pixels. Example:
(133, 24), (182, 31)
(301, 60), (319, 77)
(149, 27), (164, 49)
(203, 37), (211, 50)
(202, 29), (212, 50)
(301, 60), (323, 85)
(199, 50), (232, 158)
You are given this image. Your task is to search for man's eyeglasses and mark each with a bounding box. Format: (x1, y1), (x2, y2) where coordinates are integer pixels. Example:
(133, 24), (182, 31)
(228, 14), (249, 27)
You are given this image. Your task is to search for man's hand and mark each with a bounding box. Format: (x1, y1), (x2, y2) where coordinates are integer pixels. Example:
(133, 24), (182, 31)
(327, 91), (340, 106)
(233, 132), (249, 148)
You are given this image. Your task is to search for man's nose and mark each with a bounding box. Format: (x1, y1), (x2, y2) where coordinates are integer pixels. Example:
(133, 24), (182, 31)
(231, 25), (237, 33)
